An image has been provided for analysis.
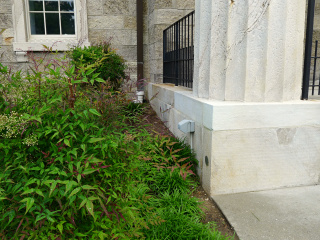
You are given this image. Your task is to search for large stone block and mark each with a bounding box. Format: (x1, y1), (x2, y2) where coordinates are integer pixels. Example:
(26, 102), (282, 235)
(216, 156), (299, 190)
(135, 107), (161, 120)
(148, 24), (167, 44)
(0, 14), (13, 28)
(88, 15), (124, 29)
(149, 58), (163, 75)
(103, 0), (136, 16)
(155, 9), (185, 25)
(109, 29), (137, 45)
(114, 45), (137, 61)
(88, 29), (137, 45)
(0, 28), (14, 46)
(124, 16), (137, 30)
(175, 0), (195, 9)
(0, 45), (17, 63)
(87, 0), (104, 15)
(154, 0), (173, 9)
(210, 126), (320, 195)
(88, 29), (107, 43)
(148, 42), (163, 59)
(0, 1), (11, 13)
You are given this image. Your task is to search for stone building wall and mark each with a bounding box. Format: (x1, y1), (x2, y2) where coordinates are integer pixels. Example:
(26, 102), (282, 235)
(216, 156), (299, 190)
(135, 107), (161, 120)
(144, 0), (194, 83)
(0, 0), (30, 71)
(0, 0), (194, 84)
(86, 0), (138, 81)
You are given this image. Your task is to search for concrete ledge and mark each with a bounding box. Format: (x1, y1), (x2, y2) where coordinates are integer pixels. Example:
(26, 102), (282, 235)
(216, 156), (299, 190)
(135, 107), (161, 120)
(174, 91), (320, 131)
(148, 83), (320, 195)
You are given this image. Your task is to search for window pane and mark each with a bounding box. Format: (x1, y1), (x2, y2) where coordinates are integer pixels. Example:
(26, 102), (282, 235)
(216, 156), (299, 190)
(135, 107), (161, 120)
(45, 13), (60, 34)
(44, 0), (58, 11)
(30, 13), (45, 34)
(61, 13), (75, 34)
(29, 0), (43, 11)
(60, 0), (74, 12)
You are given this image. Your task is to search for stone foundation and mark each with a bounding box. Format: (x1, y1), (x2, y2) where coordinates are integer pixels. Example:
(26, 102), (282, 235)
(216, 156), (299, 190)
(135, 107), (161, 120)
(148, 83), (320, 195)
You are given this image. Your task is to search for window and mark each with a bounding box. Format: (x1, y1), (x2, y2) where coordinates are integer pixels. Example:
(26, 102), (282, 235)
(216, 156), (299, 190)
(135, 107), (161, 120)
(12, 0), (89, 61)
(28, 0), (75, 36)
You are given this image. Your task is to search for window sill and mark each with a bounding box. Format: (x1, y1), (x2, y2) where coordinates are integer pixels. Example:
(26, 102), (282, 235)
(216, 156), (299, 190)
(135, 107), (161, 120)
(13, 39), (90, 52)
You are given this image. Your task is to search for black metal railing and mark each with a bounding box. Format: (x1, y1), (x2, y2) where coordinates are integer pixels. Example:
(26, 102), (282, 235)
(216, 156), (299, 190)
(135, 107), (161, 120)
(302, 0), (318, 99)
(308, 40), (320, 96)
(163, 11), (194, 88)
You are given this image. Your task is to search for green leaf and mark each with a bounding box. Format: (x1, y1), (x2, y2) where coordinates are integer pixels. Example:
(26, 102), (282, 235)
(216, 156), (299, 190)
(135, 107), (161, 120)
(79, 123), (85, 132)
(4, 210), (15, 225)
(82, 169), (97, 175)
(80, 144), (86, 152)
(49, 181), (57, 197)
(82, 185), (96, 190)
(75, 233), (87, 237)
(89, 109), (101, 117)
(21, 188), (35, 195)
(86, 200), (94, 217)
(83, 110), (89, 119)
(57, 222), (64, 234)
(98, 231), (108, 240)
(86, 69), (95, 76)
(95, 78), (105, 83)
(47, 216), (55, 223)
(35, 214), (46, 223)
(77, 174), (81, 183)
(88, 157), (104, 163)
(64, 139), (71, 147)
(68, 187), (81, 198)
(79, 198), (87, 209)
(65, 181), (78, 194)
(21, 198), (35, 214)
(70, 65), (75, 75)
(30, 167), (41, 171)
(88, 138), (105, 144)
(35, 189), (44, 197)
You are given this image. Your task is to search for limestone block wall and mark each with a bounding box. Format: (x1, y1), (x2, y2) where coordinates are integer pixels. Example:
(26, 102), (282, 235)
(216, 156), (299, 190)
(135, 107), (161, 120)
(0, 0), (194, 84)
(0, 0), (31, 71)
(144, 0), (194, 83)
(0, 0), (139, 78)
(87, 0), (138, 81)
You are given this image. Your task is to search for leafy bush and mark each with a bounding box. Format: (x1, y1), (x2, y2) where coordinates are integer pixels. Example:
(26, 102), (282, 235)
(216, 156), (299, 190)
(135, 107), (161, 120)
(70, 42), (127, 90)
(0, 45), (232, 239)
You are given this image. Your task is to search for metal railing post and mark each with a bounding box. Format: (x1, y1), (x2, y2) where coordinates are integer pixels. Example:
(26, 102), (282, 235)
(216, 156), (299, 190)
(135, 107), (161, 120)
(302, 0), (316, 100)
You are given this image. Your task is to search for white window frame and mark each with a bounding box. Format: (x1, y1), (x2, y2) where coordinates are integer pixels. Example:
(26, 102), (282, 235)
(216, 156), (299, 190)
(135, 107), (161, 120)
(12, 0), (89, 60)
(27, 0), (77, 37)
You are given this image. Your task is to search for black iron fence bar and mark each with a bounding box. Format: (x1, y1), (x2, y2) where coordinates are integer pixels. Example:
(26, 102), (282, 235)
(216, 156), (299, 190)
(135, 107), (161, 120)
(306, 40), (320, 96)
(163, 11), (194, 88)
(302, 0), (316, 99)
(312, 41), (318, 95)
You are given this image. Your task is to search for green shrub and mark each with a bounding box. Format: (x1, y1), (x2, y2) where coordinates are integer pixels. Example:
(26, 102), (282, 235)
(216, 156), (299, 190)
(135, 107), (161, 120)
(70, 42), (127, 90)
(0, 47), (231, 239)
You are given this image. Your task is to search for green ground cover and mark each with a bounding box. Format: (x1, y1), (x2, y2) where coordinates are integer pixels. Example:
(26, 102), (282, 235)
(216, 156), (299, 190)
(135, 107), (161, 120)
(0, 44), (232, 239)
